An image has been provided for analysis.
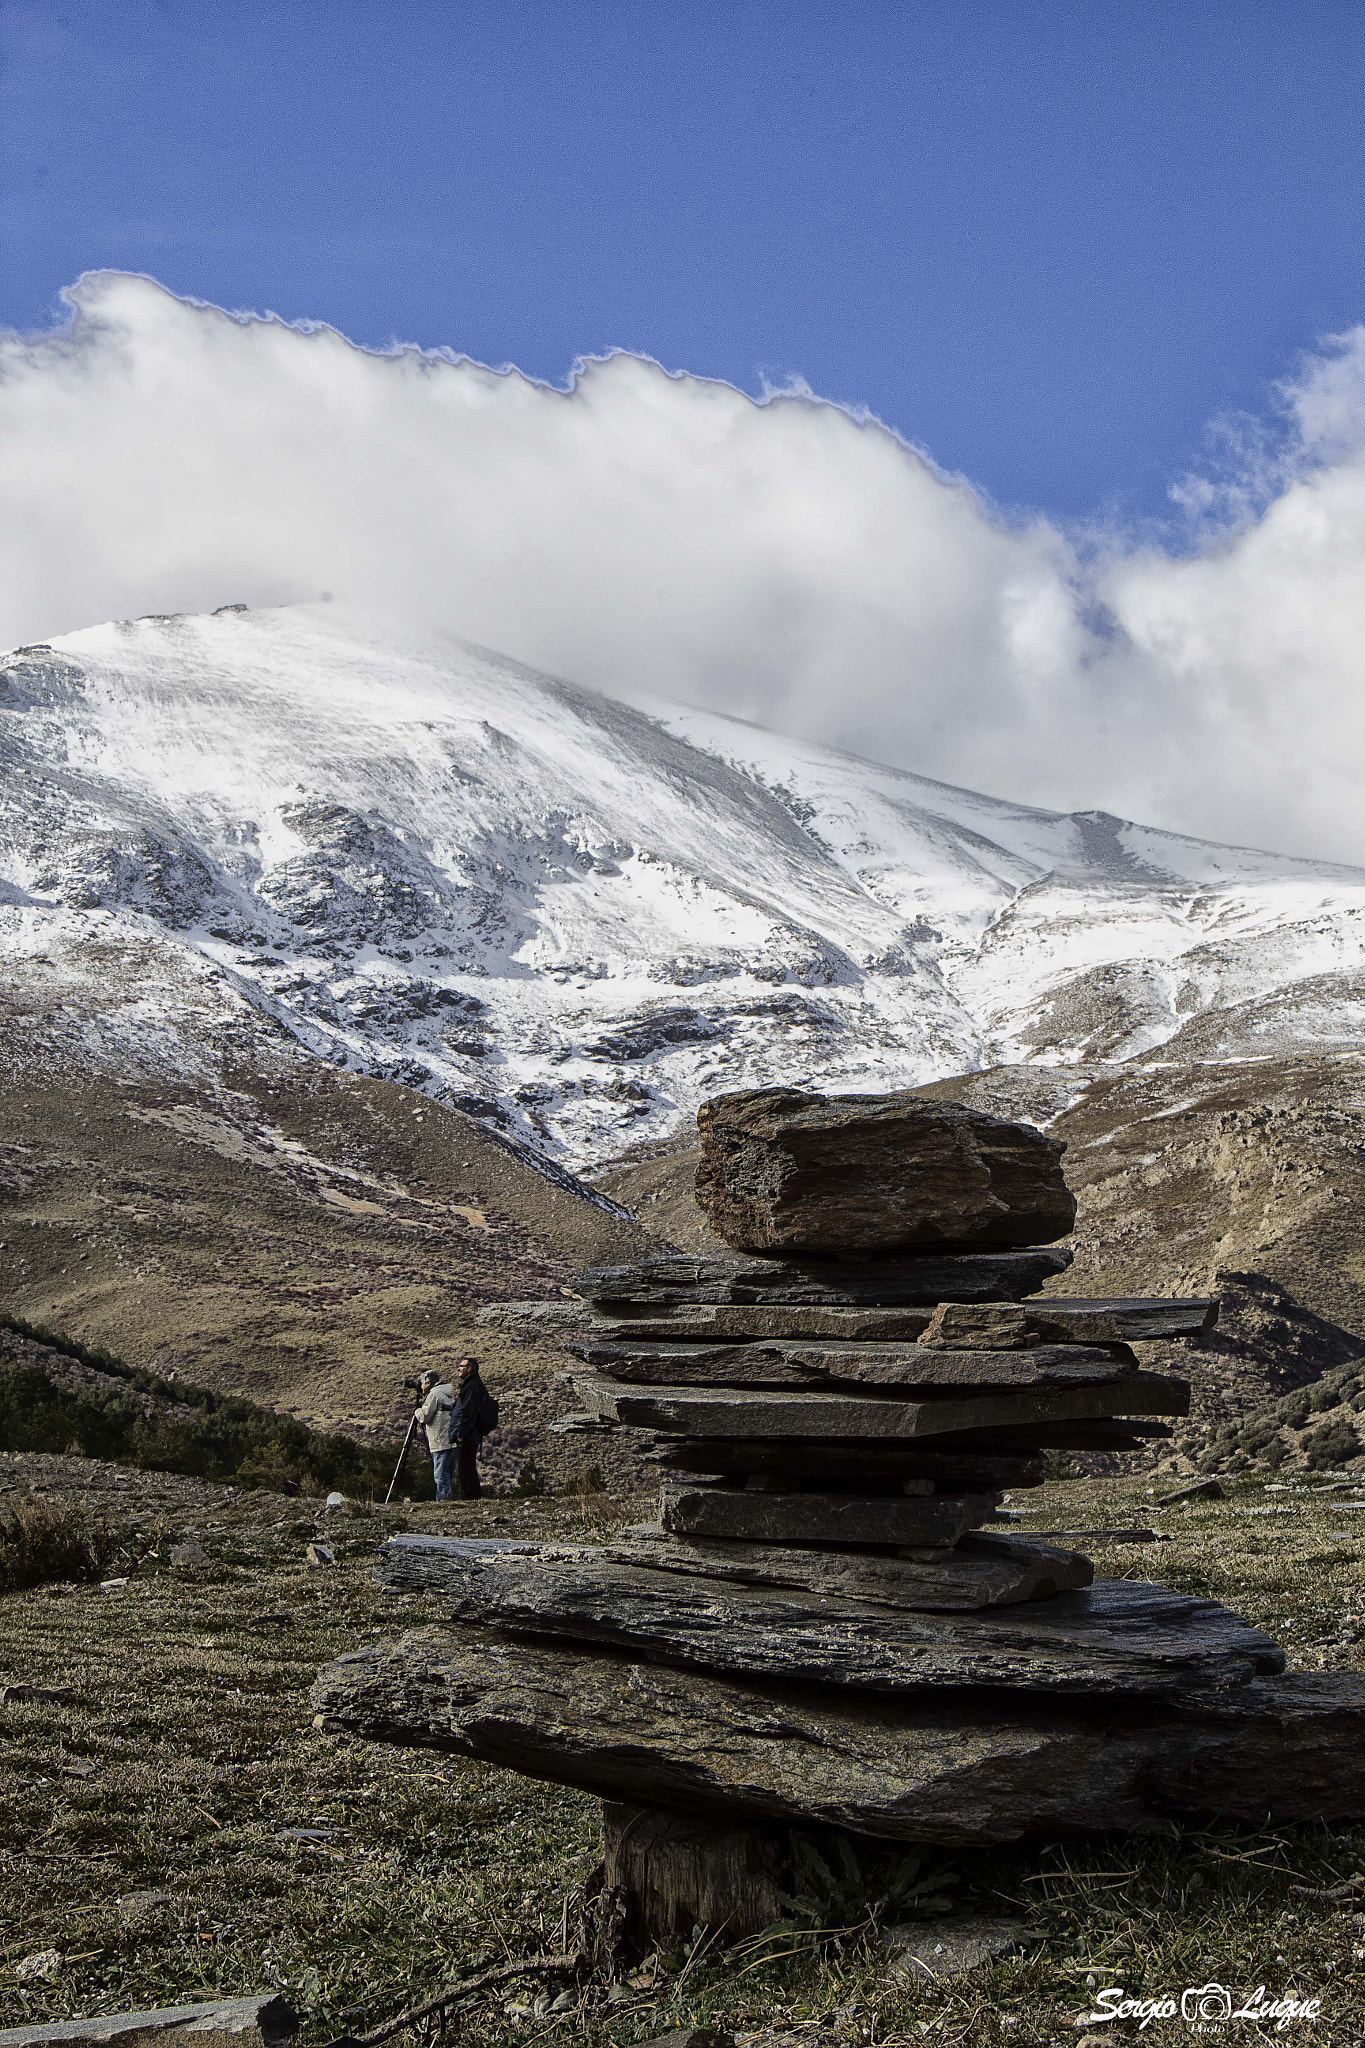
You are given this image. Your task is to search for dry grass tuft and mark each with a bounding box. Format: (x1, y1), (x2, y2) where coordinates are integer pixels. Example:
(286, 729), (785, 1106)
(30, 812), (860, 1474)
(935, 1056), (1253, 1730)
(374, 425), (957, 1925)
(0, 1494), (123, 1593)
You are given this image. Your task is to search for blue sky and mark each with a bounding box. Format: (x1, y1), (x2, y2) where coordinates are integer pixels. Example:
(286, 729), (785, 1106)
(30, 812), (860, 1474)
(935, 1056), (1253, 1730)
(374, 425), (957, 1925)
(5, 0), (1365, 524)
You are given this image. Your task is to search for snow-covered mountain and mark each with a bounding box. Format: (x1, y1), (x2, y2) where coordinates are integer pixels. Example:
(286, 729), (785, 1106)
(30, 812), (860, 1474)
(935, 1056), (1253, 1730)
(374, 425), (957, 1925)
(6, 601), (1365, 1169)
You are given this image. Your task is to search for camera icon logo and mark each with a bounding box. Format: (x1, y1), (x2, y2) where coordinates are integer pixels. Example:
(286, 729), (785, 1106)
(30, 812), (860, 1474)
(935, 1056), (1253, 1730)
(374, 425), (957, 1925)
(1182, 1983), (1233, 2024)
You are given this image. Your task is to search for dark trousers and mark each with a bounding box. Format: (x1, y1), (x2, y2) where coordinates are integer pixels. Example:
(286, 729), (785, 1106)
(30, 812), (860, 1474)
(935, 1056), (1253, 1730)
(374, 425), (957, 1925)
(457, 1437), (481, 1500)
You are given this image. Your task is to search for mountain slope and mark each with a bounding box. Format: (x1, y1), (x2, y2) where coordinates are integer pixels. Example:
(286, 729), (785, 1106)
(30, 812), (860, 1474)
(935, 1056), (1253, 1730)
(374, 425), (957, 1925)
(0, 1061), (653, 1483)
(5, 602), (1365, 1171)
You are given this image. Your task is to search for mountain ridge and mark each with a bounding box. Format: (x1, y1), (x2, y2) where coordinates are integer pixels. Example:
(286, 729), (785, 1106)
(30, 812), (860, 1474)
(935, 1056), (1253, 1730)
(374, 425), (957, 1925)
(6, 602), (1365, 1173)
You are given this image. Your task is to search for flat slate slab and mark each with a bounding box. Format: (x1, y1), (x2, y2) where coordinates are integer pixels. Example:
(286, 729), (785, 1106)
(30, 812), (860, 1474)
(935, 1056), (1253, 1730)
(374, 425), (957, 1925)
(694, 1089), (1076, 1255)
(920, 1298), (1217, 1348)
(403, 1544), (1283, 1699)
(627, 1434), (1050, 1488)
(606, 1305), (942, 1342)
(933, 1417), (1173, 1451)
(0, 2000), (296, 2048)
(312, 1628), (1365, 1844)
(485, 1295), (1216, 1346)
(550, 1424), (1047, 1488)
(380, 1533), (602, 1588)
(563, 1417), (1166, 1468)
(569, 1370), (1189, 1440)
(484, 1302), (947, 1342)
(379, 1528), (1089, 1608)
(570, 1337), (1145, 1391)
(604, 1527), (1094, 1610)
(577, 1248), (1073, 1307)
(655, 1477), (1001, 1547)
(884, 1918), (1042, 1980)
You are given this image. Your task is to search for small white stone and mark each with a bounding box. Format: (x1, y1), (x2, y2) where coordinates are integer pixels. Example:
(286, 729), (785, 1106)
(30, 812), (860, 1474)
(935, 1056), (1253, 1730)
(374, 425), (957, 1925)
(15, 1950), (63, 1982)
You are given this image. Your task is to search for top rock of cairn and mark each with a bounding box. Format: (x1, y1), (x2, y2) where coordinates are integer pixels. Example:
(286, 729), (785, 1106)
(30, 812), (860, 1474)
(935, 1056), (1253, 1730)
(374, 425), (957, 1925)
(694, 1087), (1077, 1256)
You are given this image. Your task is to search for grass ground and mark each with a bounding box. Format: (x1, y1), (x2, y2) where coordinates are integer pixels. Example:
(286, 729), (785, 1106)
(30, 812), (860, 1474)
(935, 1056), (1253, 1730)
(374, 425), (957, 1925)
(1, 1459), (1364, 2045)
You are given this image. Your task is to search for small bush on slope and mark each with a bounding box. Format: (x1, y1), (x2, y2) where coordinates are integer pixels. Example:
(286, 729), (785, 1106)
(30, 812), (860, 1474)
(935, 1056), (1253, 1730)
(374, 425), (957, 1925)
(1202, 1357), (1365, 1474)
(0, 1495), (122, 1592)
(0, 1319), (426, 1499)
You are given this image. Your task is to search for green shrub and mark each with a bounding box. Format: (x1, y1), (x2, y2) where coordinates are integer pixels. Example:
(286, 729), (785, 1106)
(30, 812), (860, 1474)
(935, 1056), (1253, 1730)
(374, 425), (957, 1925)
(0, 1320), (428, 1500)
(1303, 1418), (1361, 1470)
(768, 1831), (957, 1941)
(1240, 1416), (1280, 1449)
(0, 1495), (123, 1592)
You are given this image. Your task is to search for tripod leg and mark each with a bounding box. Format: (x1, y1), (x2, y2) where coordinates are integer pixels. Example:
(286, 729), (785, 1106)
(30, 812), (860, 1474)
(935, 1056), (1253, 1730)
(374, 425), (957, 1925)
(384, 1416), (419, 1506)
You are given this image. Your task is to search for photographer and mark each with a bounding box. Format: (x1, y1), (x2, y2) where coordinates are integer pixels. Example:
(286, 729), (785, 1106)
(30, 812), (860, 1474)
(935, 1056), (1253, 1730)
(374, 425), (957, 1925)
(413, 1369), (457, 1501)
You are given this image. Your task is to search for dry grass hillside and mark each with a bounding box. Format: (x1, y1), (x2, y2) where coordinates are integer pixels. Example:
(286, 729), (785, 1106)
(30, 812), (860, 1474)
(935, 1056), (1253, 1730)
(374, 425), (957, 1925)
(0, 1064), (654, 1489)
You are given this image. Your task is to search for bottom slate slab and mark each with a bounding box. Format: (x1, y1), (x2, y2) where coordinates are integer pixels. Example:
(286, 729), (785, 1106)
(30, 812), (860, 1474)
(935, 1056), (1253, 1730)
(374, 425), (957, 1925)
(311, 1628), (1365, 1845)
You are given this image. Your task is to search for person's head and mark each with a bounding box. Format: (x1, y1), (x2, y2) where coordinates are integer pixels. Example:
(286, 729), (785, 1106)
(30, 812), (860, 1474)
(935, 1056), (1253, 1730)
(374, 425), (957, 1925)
(419, 1370), (438, 1393)
(458, 1355), (479, 1381)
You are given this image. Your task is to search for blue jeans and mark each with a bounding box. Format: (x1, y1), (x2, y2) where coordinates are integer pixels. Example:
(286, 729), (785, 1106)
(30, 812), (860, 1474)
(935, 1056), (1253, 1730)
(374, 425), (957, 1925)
(432, 1447), (457, 1501)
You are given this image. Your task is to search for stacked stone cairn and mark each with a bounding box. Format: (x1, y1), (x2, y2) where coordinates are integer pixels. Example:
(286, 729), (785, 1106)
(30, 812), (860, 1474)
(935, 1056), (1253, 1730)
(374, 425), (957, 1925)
(314, 1089), (1365, 1941)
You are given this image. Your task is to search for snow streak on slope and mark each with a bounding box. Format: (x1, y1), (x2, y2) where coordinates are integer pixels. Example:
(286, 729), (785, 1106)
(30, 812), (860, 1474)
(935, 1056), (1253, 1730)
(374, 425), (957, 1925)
(4, 603), (1365, 1168)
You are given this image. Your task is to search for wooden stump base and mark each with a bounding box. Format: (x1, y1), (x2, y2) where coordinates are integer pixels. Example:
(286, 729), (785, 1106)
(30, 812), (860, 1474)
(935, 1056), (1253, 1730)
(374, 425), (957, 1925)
(601, 1799), (788, 1941)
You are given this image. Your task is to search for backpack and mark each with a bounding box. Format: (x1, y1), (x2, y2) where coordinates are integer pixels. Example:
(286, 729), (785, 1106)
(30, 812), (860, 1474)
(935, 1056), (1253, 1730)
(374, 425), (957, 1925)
(479, 1385), (499, 1434)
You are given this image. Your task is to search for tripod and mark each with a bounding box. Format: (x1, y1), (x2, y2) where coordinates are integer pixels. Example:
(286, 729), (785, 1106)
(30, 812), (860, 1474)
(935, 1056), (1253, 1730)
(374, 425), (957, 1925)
(384, 1411), (420, 1506)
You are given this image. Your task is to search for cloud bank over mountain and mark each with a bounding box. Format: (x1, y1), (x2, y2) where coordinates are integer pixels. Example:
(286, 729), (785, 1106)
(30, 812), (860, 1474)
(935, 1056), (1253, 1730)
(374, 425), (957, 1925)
(4, 271), (1365, 862)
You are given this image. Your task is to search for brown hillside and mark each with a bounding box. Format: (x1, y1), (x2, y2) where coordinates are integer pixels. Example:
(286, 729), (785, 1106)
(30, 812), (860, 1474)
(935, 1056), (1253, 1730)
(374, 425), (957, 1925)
(0, 1062), (654, 1488)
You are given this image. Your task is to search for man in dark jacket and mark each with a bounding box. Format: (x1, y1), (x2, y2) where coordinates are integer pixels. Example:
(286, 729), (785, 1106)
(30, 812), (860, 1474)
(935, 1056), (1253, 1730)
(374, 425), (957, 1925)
(452, 1354), (495, 1500)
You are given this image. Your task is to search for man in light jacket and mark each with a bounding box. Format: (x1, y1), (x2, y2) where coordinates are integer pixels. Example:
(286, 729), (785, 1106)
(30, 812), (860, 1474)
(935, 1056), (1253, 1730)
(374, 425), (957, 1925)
(414, 1370), (457, 1501)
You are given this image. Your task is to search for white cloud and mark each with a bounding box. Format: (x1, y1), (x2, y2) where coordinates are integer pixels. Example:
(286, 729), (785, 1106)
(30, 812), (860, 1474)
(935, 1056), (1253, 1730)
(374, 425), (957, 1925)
(4, 271), (1365, 863)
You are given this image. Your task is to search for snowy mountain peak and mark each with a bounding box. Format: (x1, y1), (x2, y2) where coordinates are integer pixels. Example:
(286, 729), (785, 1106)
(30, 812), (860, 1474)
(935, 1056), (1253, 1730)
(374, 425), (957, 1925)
(5, 602), (1365, 1165)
